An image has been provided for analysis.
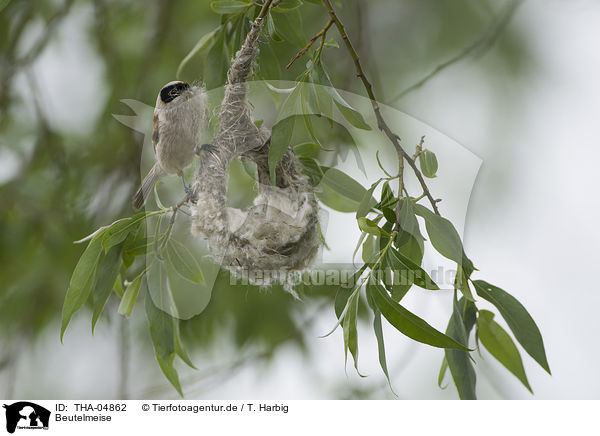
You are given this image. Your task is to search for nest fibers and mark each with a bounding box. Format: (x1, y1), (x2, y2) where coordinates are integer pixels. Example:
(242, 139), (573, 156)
(190, 17), (321, 288)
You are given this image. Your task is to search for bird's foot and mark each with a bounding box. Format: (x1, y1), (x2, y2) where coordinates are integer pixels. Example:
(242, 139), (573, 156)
(184, 183), (197, 204)
(180, 175), (197, 204)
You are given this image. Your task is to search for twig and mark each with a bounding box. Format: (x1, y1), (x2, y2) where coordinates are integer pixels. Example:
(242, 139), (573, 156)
(393, 154), (404, 232)
(412, 135), (425, 160)
(257, 0), (275, 20)
(321, 0), (441, 215)
(286, 18), (334, 69)
(389, 0), (523, 102)
(158, 195), (189, 253)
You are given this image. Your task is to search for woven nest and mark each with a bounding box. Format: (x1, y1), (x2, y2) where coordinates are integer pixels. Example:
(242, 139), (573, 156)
(190, 18), (321, 288)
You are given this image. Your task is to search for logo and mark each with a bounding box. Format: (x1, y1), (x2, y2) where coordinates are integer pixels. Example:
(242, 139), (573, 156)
(2, 402), (50, 434)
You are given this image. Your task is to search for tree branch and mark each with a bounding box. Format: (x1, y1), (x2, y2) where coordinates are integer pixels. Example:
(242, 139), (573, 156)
(321, 0), (440, 215)
(389, 0), (523, 102)
(285, 18), (334, 69)
(257, 0), (275, 20)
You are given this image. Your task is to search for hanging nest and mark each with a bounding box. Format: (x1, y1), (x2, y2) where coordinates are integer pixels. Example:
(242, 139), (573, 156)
(190, 17), (321, 287)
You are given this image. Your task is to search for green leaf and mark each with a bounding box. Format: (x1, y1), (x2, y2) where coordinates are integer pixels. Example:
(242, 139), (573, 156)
(472, 280), (550, 374)
(145, 289), (188, 396)
(177, 27), (220, 79)
(310, 81), (333, 119)
(273, 0), (303, 11)
(438, 356), (448, 388)
(265, 13), (281, 41)
(357, 217), (390, 238)
(271, 8), (306, 47)
(118, 273), (143, 317)
(156, 353), (183, 397)
(387, 247), (439, 291)
(92, 245), (123, 332)
(477, 310), (533, 393)
(101, 213), (146, 249)
(113, 274), (124, 297)
(298, 157), (323, 186)
(0, 0), (12, 14)
(334, 101), (371, 130)
(413, 204), (474, 274)
(371, 284), (469, 350)
(366, 286), (394, 392)
(342, 292), (363, 375)
(361, 234), (377, 263)
(258, 40), (280, 79)
(395, 233), (424, 265)
(276, 84), (302, 120)
(210, 0), (250, 14)
(61, 237), (104, 341)
(317, 167), (373, 213)
(454, 264), (475, 301)
(204, 30), (229, 90)
(397, 198), (423, 241)
(356, 181), (379, 219)
(293, 142), (320, 158)
(166, 240), (204, 284)
(378, 181), (396, 210)
(294, 142), (321, 158)
(419, 149), (438, 178)
(312, 62), (371, 130)
(324, 37), (339, 48)
(445, 295), (477, 399)
(268, 116), (296, 185)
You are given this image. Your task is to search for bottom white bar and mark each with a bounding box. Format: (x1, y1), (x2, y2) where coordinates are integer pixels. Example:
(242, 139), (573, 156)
(0, 400), (595, 435)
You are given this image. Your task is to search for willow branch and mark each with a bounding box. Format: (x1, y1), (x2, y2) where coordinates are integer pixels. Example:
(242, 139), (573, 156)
(321, 0), (440, 215)
(389, 0), (523, 102)
(257, 0), (275, 20)
(286, 18), (334, 69)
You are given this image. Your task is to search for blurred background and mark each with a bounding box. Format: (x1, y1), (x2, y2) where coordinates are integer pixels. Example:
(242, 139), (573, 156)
(1, 0), (599, 399)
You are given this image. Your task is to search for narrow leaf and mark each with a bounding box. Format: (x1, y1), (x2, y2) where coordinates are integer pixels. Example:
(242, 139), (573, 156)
(357, 217), (390, 238)
(366, 285), (395, 392)
(445, 296), (477, 399)
(371, 284), (469, 350)
(145, 289), (184, 396)
(177, 27), (220, 79)
(477, 310), (533, 393)
(268, 116), (295, 185)
(92, 245), (123, 332)
(61, 238), (103, 341)
(101, 213), (145, 249)
(312, 61), (371, 130)
(271, 8), (306, 47)
(342, 293), (364, 376)
(356, 181), (379, 219)
(413, 204), (474, 274)
(204, 30), (229, 90)
(118, 273), (143, 317)
(166, 240), (205, 284)
(388, 247), (439, 291)
(210, 1), (249, 14)
(317, 167), (373, 213)
(438, 357), (448, 388)
(473, 280), (550, 374)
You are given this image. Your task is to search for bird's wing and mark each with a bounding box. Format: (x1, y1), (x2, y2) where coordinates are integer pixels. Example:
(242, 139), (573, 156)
(152, 111), (160, 153)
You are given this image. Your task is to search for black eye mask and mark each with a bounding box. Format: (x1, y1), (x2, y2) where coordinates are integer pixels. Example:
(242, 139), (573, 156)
(160, 82), (190, 103)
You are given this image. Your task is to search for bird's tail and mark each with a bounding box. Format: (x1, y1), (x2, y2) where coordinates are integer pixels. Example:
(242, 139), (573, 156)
(132, 163), (163, 210)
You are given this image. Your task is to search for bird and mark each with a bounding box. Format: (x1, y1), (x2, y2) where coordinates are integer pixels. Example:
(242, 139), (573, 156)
(132, 80), (204, 210)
